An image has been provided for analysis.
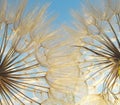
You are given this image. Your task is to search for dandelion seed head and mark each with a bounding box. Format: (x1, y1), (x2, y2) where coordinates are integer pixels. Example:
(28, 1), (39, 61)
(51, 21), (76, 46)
(0, 0), (55, 104)
(68, 0), (120, 103)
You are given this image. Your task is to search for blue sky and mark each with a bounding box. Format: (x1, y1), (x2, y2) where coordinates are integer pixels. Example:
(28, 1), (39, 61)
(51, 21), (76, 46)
(28, 0), (82, 27)
(47, 0), (81, 25)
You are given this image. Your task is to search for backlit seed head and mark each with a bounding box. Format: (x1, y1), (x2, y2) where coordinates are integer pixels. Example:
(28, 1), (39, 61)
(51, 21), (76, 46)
(68, 0), (120, 103)
(0, 0), (56, 104)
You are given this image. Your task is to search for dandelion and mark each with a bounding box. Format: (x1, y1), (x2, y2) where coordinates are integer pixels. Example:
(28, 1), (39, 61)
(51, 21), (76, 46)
(36, 27), (88, 104)
(0, 0), (55, 104)
(42, 90), (75, 105)
(67, 0), (120, 103)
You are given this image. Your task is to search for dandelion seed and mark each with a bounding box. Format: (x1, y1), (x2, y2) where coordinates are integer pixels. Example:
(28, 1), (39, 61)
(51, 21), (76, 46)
(68, 0), (120, 103)
(0, 0), (54, 104)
